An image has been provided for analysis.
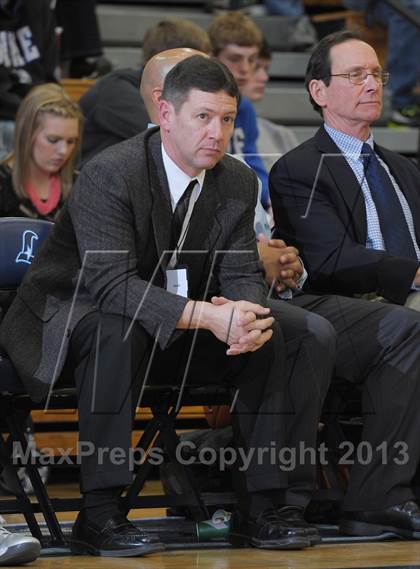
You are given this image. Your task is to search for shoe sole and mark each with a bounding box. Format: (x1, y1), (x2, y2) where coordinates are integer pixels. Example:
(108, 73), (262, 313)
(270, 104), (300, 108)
(340, 519), (420, 539)
(70, 539), (165, 557)
(0, 541), (41, 566)
(229, 532), (310, 550)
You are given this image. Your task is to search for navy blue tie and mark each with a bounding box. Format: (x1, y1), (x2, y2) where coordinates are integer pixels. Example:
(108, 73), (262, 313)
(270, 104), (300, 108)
(361, 143), (417, 259)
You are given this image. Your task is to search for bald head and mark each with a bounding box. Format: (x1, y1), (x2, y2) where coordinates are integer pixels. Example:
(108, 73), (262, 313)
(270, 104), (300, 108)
(140, 47), (208, 124)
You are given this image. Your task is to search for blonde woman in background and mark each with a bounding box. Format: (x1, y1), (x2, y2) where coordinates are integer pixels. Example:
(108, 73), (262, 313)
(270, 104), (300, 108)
(0, 82), (83, 566)
(0, 83), (83, 220)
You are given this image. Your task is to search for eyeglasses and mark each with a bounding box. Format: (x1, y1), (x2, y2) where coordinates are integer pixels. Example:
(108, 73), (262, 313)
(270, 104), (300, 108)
(322, 69), (390, 86)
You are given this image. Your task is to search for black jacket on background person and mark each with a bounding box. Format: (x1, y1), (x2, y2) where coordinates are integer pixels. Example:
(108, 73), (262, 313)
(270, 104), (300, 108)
(0, 0), (58, 120)
(78, 67), (149, 167)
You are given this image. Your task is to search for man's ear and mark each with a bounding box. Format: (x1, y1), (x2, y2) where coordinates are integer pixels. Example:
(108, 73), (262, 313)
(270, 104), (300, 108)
(159, 99), (173, 132)
(152, 87), (162, 108)
(308, 78), (327, 110)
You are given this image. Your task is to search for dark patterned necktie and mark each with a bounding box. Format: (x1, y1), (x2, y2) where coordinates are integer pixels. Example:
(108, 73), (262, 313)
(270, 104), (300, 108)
(361, 143), (417, 259)
(171, 179), (196, 250)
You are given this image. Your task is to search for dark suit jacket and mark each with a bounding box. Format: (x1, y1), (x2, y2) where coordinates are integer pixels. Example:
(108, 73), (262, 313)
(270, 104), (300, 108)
(269, 126), (420, 305)
(79, 67), (149, 167)
(0, 128), (266, 401)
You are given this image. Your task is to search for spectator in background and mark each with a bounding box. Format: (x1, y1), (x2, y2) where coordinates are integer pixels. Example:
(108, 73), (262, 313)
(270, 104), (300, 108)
(241, 38), (299, 175)
(241, 38), (272, 103)
(0, 0), (58, 159)
(374, 0), (420, 126)
(55, 0), (111, 79)
(141, 18), (211, 63)
(344, 0), (420, 126)
(0, 83), (83, 219)
(79, 18), (211, 167)
(264, 0), (304, 17)
(208, 11), (270, 209)
(228, 0), (304, 16)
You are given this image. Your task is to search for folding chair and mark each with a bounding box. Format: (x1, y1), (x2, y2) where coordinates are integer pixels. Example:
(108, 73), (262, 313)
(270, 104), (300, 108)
(0, 218), (66, 546)
(122, 384), (235, 521)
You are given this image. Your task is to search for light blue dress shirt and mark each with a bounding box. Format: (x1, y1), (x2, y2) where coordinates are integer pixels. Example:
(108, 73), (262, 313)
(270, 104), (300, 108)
(324, 123), (420, 261)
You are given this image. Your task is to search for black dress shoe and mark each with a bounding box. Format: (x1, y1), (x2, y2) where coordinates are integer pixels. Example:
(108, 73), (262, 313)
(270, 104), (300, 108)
(229, 509), (310, 549)
(276, 506), (321, 545)
(340, 500), (420, 538)
(71, 512), (165, 557)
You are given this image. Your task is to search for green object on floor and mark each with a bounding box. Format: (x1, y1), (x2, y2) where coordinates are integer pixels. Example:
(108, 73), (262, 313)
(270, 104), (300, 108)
(196, 510), (231, 541)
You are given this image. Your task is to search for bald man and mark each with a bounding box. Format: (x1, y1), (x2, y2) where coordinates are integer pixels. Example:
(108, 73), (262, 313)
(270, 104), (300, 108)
(140, 47), (209, 124)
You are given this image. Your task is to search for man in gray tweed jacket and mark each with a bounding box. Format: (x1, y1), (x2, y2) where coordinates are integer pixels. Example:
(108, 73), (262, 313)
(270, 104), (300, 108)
(0, 56), (328, 556)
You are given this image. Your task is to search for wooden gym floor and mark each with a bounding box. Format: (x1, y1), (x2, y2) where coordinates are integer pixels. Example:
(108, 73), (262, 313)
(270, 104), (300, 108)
(15, 542), (420, 569)
(3, 481), (420, 569)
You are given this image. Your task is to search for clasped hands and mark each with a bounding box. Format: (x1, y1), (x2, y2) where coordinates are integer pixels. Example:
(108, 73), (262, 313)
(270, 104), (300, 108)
(210, 236), (303, 354)
(257, 234), (303, 293)
(209, 296), (274, 356)
(179, 235), (304, 355)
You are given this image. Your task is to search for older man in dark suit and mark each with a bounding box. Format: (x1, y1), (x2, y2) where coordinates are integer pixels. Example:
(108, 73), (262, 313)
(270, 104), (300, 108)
(0, 56), (331, 556)
(269, 30), (420, 538)
(270, 30), (420, 309)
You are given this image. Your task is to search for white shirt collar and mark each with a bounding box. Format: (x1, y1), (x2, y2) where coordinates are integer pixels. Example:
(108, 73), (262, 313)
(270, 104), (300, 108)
(161, 143), (205, 211)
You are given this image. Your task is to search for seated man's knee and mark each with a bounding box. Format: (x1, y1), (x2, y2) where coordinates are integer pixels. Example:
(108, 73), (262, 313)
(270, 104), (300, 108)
(306, 311), (337, 356)
(380, 304), (420, 348)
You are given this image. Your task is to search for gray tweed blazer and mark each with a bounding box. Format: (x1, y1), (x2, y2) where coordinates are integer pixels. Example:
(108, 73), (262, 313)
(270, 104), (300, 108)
(0, 128), (266, 401)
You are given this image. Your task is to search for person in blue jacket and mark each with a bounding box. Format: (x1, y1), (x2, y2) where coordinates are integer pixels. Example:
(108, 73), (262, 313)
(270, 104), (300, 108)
(209, 11), (270, 209)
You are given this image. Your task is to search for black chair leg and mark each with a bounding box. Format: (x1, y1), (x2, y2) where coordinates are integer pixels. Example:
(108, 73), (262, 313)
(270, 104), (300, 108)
(157, 413), (209, 521)
(124, 404), (209, 521)
(126, 409), (208, 520)
(0, 431), (44, 543)
(7, 412), (66, 547)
